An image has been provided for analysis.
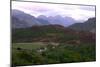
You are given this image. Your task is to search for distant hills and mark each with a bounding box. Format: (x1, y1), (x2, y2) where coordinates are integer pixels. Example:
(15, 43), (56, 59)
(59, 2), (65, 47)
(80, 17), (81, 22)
(12, 10), (50, 28)
(12, 10), (96, 43)
(38, 15), (76, 27)
(12, 9), (96, 33)
(12, 9), (76, 28)
(68, 17), (96, 33)
(12, 24), (95, 43)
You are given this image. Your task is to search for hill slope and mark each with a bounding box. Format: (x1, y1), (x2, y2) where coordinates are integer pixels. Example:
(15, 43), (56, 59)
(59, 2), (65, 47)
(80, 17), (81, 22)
(68, 17), (96, 32)
(12, 9), (50, 28)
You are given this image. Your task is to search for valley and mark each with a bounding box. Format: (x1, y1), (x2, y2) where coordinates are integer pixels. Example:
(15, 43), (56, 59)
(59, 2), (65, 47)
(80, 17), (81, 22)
(12, 24), (96, 66)
(11, 9), (96, 66)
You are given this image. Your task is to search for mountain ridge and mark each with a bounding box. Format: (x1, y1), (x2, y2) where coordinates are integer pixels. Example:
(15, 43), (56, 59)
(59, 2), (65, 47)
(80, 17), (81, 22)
(68, 17), (96, 32)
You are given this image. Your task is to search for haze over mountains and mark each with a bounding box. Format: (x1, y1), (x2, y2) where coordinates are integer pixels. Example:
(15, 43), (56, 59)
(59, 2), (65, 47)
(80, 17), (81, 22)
(38, 15), (76, 26)
(12, 10), (50, 28)
(12, 9), (96, 33)
(12, 9), (76, 28)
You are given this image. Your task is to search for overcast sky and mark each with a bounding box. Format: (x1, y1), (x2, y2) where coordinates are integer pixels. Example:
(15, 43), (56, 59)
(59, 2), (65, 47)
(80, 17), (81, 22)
(12, 1), (95, 21)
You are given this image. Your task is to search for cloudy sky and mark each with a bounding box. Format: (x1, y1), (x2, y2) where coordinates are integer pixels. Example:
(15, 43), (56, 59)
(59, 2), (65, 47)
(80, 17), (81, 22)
(12, 1), (95, 21)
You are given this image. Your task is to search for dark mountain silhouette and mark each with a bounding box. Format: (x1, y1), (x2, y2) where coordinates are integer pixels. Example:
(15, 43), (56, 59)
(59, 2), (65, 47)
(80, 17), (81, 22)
(68, 17), (96, 33)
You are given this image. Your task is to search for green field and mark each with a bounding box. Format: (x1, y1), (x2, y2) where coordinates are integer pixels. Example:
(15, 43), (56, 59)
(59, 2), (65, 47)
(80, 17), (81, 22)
(12, 25), (96, 66)
(12, 42), (96, 66)
(12, 42), (47, 50)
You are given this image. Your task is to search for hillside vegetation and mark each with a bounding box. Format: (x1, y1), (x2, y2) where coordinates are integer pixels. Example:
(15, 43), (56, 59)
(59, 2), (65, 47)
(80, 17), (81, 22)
(12, 25), (96, 66)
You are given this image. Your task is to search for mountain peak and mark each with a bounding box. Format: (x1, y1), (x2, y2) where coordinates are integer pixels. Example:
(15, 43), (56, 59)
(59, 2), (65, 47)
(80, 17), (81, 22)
(37, 15), (47, 19)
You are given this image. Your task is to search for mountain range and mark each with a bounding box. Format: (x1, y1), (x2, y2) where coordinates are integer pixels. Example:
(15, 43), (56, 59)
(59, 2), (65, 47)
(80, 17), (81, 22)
(12, 9), (50, 28)
(12, 9), (96, 33)
(12, 9), (76, 28)
(38, 15), (76, 26)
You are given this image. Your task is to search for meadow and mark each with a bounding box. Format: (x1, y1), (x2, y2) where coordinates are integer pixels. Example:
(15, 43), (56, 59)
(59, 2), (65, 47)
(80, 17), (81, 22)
(12, 42), (96, 66)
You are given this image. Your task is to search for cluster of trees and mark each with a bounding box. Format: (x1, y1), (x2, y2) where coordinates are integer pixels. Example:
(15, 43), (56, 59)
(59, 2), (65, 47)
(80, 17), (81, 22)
(12, 25), (95, 43)
(12, 42), (95, 66)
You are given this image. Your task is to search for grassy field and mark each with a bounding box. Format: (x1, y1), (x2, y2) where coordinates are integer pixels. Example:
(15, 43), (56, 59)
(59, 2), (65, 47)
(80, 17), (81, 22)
(12, 42), (47, 50)
(12, 42), (96, 66)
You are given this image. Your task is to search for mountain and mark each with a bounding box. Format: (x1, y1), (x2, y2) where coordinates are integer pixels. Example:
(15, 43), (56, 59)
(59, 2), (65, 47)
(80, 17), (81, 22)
(12, 10), (50, 28)
(68, 17), (96, 32)
(12, 16), (32, 28)
(38, 15), (48, 20)
(38, 15), (76, 27)
(36, 18), (50, 25)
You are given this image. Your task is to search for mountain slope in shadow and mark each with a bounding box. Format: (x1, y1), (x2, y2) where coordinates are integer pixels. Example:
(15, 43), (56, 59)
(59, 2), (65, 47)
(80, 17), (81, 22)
(68, 17), (96, 33)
